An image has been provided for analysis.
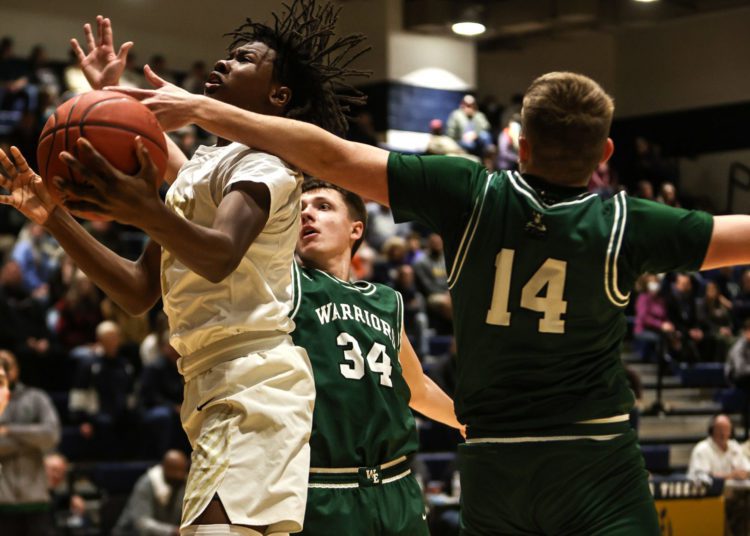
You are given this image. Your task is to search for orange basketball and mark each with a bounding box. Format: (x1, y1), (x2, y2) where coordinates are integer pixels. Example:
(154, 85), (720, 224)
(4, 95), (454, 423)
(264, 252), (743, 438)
(37, 90), (168, 221)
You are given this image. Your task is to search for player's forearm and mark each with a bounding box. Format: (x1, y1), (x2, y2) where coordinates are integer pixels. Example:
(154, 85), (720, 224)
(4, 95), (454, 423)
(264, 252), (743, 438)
(702, 215), (750, 270)
(409, 375), (463, 431)
(44, 208), (159, 314)
(138, 202), (242, 284)
(192, 97), (391, 205)
(163, 134), (187, 185)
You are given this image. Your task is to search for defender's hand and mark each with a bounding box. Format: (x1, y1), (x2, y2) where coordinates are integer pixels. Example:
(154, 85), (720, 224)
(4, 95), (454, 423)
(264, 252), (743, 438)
(71, 15), (133, 90)
(57, 137), (162, 226)
(106, 65), (204, 132)
(0, 147), (57, 225)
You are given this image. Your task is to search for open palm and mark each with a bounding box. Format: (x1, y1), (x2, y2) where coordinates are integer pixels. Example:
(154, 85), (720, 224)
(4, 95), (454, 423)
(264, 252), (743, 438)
(0, 147), (57, 225)
(71, 15), (133, 90)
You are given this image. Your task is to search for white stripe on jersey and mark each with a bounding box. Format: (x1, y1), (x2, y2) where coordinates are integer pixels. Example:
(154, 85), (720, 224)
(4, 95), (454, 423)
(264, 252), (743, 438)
(604, 192), (630, 307)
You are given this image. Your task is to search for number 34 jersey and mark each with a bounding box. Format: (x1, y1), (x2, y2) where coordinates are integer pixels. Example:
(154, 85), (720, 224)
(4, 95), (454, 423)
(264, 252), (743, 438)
(387, 153), (714, 437)
(290, 264), (419, 468)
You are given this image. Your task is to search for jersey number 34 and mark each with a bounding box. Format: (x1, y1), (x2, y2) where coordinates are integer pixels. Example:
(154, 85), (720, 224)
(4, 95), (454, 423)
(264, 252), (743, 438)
(486, 248), (568, 334)
(336, 332), (393, 387)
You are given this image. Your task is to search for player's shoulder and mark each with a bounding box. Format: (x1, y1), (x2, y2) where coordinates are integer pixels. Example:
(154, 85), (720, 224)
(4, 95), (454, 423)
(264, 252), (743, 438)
(223, 143), (296, 171)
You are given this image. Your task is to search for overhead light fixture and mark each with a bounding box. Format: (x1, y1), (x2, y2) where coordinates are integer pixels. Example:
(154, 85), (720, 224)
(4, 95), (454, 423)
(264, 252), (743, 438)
(634, 0), (660, 3)
(452, 21), (486, 36)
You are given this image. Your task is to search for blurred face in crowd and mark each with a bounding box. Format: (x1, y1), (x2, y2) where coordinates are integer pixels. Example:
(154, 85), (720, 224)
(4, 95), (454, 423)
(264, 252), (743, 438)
(45, 454), (68, 489)
(643, 274), (660, 295)
(96, 323), (122, 358)
(742, 270), (750, 293)
(705, 281), (720, 301)
(674, 274), (692, 295)
(660, 183), (676, 204)
(711, 415), (732, 451)
(298, 188), (363, 266)
(428, 233), (443, 254)
(0, 350), (19, 389)
(0, 362), (9, 416)
(163, 450), (189, 489)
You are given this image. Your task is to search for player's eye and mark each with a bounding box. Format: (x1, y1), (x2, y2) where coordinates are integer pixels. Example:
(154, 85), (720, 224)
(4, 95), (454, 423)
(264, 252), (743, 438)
(320, 203), (331, 210)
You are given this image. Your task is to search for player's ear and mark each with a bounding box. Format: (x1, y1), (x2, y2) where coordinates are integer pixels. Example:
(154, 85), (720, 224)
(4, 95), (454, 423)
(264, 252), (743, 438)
(518, 136), (530, 164)
(270, 85), (291, 109)
(351, 220), (364, 244)
(600, 138), (614, 164)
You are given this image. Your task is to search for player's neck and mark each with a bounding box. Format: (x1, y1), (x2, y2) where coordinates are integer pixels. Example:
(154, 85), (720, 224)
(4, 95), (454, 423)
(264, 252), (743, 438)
(306, 252), (352, 281)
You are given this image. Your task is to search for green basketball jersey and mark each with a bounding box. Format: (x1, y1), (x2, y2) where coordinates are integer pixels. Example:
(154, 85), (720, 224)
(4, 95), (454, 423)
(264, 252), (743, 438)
(387, 153), (713, 436)
(290, 263), (419, 466)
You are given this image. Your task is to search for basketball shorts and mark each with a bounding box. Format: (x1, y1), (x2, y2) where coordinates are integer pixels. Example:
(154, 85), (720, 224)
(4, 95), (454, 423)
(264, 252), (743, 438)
(300, 456), (429, 536)
(458, 429), (659, 535)
(179, 342), (315, 533)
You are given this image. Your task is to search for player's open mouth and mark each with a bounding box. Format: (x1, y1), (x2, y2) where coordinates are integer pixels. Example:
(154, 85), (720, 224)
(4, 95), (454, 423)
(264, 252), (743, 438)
(205, 72), (224, 92)
(301, 226), (319, 240)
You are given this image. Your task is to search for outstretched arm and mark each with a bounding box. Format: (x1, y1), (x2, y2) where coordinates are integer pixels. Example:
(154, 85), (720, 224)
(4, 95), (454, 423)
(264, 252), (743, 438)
(109, 71), (390, 205)
(71, 15), (186, 182)
(0, 147), (161, 315)
(702, 216), (750, 270)
(399, 329), (464, 433)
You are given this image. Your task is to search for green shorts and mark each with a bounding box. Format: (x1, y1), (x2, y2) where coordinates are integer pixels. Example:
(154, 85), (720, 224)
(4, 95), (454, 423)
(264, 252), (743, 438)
(300, 458), (429, 536)
(458, 429), (659, 535)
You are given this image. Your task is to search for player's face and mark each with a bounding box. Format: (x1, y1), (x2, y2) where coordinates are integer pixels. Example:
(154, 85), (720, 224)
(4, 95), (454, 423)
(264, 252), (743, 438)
(205, 42), (289, 115)
(298, 189), (362, 266)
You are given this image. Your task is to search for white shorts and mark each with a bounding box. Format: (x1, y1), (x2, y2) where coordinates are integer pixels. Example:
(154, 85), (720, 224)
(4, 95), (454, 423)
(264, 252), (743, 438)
(179, 341), (315, 532)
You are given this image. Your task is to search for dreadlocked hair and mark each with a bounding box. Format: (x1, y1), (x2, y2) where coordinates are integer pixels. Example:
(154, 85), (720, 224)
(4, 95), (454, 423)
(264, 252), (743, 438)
(226, 0), (370, 136)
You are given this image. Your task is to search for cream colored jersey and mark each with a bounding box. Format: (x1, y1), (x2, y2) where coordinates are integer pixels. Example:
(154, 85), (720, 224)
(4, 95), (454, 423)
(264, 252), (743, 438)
(161, 142), (302, 369)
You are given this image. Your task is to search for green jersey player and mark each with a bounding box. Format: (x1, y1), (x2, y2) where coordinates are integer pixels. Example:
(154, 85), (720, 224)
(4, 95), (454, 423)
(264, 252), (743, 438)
(292, 180), (462, 535)
(114, 72), (747, 534)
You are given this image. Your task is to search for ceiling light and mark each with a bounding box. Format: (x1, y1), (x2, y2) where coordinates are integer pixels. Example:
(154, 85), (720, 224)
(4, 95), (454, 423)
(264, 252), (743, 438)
(634, 0), (660, 3)
(452, 22), (486, 36)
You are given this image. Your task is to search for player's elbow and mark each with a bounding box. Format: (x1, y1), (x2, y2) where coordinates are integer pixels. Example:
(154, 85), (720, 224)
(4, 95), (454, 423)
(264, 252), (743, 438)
(203, 257), (241, 284)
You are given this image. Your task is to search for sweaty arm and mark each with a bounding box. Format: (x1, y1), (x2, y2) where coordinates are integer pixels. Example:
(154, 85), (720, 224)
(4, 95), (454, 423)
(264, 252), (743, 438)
(399, 329), (463, 431)
(702, 215), (750, 270)
(191, 98), (390, 205)
(45, 209), (162, 315)
(140, 180), (270, 284)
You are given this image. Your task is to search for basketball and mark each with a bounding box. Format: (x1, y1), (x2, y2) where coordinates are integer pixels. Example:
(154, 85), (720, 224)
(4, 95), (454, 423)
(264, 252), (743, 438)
(36, 90), (168, 221)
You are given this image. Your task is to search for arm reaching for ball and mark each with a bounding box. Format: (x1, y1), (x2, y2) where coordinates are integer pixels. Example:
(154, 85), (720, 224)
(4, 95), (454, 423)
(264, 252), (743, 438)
(71, 15), (186, 183)
(0, 147), (161, 315)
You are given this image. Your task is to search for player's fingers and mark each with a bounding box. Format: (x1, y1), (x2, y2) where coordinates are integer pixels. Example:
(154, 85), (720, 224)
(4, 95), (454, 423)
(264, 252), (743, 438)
(54, 176), (105, 204)
(9, 147), (31, 175)
(75, 138), (120, 179)
(0, 194), (15, 207)
(83, 23), (95, 52)
(143, 65), (169, 89)
(103, 17), (113, 46)
(96, 15), (104, 47)
(58, 151), (106, 190)
(70, 39), (86, 64)
(64, 200), (105, 217)
(102, 86), (152, 100)
(117, 42), (134, 62)
(0, 149), (17, 179)
(134, 137), (158, 178)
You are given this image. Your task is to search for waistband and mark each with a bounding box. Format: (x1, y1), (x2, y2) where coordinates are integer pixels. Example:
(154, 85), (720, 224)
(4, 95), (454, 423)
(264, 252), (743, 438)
(466, 414), (631, 443)
(308, 455), (412, 488)
(178, 331), (291, 382)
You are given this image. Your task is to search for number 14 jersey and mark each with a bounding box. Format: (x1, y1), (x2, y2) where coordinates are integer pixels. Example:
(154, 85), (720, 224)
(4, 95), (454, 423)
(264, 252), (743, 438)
(387, 153), (713, 438)
(290, 264), (419, 467)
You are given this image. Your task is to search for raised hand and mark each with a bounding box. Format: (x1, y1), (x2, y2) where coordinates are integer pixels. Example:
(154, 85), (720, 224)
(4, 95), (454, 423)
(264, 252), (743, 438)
(56, 137), (162, 225)
(0, 147), (57, 225)
(106, 65), (203, 132)
(71, 15), (133, 90)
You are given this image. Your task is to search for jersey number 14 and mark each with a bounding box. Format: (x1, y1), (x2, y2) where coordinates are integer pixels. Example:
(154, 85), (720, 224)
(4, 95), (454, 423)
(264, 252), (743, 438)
(336, 332), (393, 387)
(486, 248), (568, 334)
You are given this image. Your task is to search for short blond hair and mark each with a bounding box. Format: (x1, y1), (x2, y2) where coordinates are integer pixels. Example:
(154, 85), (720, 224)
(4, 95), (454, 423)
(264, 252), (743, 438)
(522, 72), (614, 184)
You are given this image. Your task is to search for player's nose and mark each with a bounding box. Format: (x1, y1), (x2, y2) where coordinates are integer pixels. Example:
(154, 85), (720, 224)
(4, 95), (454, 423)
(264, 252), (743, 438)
(214, 59), (230, 74)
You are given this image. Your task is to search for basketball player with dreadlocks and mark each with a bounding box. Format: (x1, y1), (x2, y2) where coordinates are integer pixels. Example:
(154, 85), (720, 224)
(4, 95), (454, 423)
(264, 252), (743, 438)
(0, 3), (367, 535)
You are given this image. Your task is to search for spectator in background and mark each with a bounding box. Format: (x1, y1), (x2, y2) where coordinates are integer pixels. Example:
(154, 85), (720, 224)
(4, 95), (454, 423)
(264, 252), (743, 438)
(633, 274), (673, 362)
(45, 452), (90, 533)
(496, 113), (520, 171)
(113, 450), (188, 536)
(365, 202), (410, 253)
(657, 182), (681, 208)
(0, 349), (61, 536)
(373, 235), (407, 286)
(11, 222), (58, 296)
(634, 179), (655, 201)
(414, 233), (448, 298)
(446, 94), (492, 157)
(697, 280), (734, 361)
(69, 321), (136, 458)
(119, 52), (145, 89)
(0, 358), (9, 416)
(54, 269), (102, 352)
(350, 242), (375, 281)
(726, 319), (750, 391)
(138, 331), (185, 457)
(425, 118), (465, 157)
(180, 60), (207, 94)
(27, 45), (61, 101)
(732, 269), (750, 328)
(688, 414), (749, 536)
(393, 265), (426, 351)
(588, 160), (618, 198)
(63, 49), (90, 96)
(666, 273), (704, 362)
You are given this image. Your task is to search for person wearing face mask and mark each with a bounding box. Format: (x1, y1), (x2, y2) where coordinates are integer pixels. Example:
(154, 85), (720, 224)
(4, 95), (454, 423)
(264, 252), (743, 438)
(113, 449), (189, 536)
(634, 274), (673, 362)
(0, 349), (61, 536)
